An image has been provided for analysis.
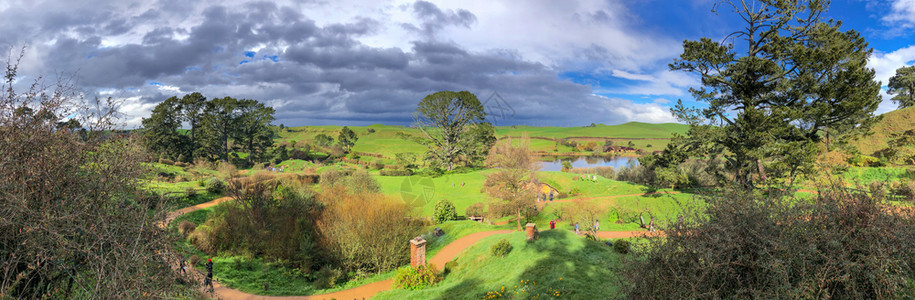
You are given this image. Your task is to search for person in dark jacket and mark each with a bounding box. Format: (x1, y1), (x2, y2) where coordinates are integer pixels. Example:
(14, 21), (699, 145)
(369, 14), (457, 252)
(204, 259), (214, 293)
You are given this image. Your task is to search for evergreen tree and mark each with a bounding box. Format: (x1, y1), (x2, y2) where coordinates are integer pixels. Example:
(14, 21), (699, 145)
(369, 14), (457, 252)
(668, 0), (881, 189)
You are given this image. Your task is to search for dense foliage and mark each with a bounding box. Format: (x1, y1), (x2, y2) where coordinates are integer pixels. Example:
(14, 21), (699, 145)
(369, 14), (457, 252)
(433, 199), (457, 224)
(620, 186), (915, 299)
(413, 91), (496, 170)
(142, 93), (276, 166)
(0, 50), (189, 298)
(667, 0), (881, 189)
(393, 264), (441, 290)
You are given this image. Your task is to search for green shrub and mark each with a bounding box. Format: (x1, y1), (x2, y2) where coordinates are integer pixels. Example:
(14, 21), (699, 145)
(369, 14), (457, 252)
(465, 202), (485, 217)
(184, 186), (197, 198)
(847, 154), (882, 167)
(205, 177), (225, 194)
(314, 267), (344, 289)
(491, 239), (513, 258)
(443, 260), (458, 276)
(380, 169), (413, 176)
(433, 199), (457, 224)
(612, 239), (630, 254)
(393, 264), (440, 290)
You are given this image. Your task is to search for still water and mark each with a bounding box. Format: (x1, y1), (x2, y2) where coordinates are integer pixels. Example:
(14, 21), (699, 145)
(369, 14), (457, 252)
(539, 156), (640, 172)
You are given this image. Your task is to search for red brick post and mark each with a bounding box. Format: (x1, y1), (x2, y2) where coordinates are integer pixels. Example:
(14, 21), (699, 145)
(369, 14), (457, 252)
(526, 223), (537, 241)
(410, 237), (426, 268)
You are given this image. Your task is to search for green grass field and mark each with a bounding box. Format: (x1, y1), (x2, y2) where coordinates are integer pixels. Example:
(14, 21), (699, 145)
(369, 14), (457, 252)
(276, 123), (687, 164)
(374, 229), (624, 299)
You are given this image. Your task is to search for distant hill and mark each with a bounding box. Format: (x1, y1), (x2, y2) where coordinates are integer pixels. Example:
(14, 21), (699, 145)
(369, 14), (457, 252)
(278, 122), (689, 160)
(495, 122), (688, 139)
(851, 106), (915, 156)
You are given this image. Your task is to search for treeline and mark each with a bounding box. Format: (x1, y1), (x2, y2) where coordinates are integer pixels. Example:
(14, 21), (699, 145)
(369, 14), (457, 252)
(142, 92), (276, 166)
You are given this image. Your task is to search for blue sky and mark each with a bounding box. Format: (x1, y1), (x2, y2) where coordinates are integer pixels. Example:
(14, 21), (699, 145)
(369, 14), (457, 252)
(1, 0), (913, 127)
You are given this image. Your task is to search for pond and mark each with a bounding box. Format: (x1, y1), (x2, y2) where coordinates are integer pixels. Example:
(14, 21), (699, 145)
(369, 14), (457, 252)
(538, 155), (640, 172)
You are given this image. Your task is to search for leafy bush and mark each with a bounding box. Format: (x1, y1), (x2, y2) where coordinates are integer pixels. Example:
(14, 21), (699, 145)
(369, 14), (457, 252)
(465, 202), (485, 217)
(393, 264), (441, 290)
(890, 180), (915, 201)
(570, 166), (616, 179)
(178, 221), (196, 238)
(184, 186), (197, 198)
(433, 199), (457, 224)
(205, 177), (225, 194)
(612, 239), (630, 254)
(380, 169), (413, 176)
(847, 154), (882, 167)
(344, 170), (380, 194)
(621, 186), (915, 299)
(491, 239), (513, 258)
(313, 267), (344, 289)
(319, 168), (345, 186)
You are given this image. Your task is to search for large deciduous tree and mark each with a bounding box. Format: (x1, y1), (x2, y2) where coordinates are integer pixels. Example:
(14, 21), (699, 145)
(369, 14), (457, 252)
(668, 0), (881, 189)
(888, 65), (915, 109)
(414, 91), (493, 171)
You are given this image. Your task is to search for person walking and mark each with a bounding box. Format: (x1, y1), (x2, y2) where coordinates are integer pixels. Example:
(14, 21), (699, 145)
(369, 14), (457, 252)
(574, 222), (580, 235)
(204, 258), (214, 293)
(594, 220), (600, 232)
(549, 219), (555, 230)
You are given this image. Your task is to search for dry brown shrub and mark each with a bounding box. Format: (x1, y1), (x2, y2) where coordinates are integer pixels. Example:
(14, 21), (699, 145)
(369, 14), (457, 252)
(317, 186), (421, 273)
(178, 221), (196, 238)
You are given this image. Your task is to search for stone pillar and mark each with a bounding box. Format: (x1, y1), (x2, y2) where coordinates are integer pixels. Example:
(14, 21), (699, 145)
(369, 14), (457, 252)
(410, 237), (426, 268)
(526, 223), (537, 241)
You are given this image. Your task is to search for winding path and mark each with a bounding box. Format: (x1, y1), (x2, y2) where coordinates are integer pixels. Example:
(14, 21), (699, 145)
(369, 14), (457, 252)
(166, 197), (652, 299)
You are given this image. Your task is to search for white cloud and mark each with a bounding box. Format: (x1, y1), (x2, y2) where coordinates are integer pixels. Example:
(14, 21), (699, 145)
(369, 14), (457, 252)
(869, 45), (915, 85)
(599, 69), (698, 96)
(611, 69), (654, 81)
(868, 45), (915, 112)
(595, 94), (677, 123)
(883, 0), (915, 28)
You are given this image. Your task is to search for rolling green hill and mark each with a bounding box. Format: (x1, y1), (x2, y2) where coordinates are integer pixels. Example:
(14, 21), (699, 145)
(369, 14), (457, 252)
(276, 122), (689, 159)
(851, 106), (915, 156)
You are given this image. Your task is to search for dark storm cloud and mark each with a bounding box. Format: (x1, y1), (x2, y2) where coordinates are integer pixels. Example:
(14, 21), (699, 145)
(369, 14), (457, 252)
(0, 0), (665, 127)
(404, 0), (477, 37)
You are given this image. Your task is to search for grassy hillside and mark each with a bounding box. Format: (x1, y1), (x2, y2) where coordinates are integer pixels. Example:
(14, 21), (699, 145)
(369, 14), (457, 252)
(374, 230), (624, 299)
(495, 122), (688, 139)
(852, 106), (915, 156)
(277, 122), (688, 160)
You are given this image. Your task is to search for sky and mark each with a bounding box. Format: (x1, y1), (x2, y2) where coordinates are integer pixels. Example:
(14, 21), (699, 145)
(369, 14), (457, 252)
(1, 0), (913, 128)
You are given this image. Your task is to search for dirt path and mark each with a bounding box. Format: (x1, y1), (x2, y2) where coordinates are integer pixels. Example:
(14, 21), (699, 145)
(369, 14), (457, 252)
(163, 196), (234, 226)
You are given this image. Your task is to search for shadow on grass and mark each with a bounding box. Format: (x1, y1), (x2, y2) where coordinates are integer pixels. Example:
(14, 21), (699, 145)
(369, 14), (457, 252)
(508, 230), (620, 299)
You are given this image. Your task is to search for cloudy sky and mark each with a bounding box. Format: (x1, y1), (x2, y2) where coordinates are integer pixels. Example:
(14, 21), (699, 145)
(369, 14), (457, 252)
(1, 0), (914, 128)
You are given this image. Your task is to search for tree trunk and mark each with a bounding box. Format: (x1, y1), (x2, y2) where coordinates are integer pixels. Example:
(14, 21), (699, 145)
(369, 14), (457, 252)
(516, 209), (522, 231)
